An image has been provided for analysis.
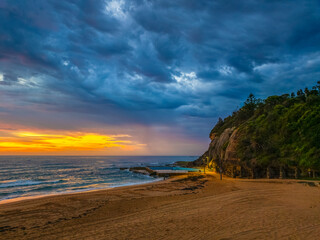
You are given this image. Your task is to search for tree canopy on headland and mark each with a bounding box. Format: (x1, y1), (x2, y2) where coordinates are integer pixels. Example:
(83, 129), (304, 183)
(207, 81), (320, 174)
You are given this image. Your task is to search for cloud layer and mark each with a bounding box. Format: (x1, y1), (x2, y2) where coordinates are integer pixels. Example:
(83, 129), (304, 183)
(0, 0), (320, 154)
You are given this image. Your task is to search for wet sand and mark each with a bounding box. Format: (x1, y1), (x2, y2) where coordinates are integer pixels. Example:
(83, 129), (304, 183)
(1, 174), (320, 240)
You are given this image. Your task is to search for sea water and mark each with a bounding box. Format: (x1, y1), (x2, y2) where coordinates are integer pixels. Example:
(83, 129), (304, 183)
(0, 156), (196, 202)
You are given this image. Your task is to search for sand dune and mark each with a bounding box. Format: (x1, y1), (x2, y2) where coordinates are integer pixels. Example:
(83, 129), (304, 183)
(1, 175), (320, 240)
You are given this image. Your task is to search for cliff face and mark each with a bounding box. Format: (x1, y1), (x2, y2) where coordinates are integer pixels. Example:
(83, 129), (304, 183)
(193, 82), (320, 178)
(224, 129), (240, 162)
(194, 127), (240, 167)
(208, 127), (235, 161)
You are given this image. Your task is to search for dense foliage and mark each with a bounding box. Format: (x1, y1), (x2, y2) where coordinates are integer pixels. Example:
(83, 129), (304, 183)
(210, 82), (320, 171)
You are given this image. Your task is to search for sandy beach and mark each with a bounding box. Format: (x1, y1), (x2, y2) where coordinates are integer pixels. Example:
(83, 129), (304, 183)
(1, 174), (320, 240)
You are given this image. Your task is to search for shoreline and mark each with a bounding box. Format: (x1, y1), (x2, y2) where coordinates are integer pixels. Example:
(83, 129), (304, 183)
(0, 162), (201, 206)
(1, 175), (320, 239)
(2, 174), (319, 206)
(0, 176), (165, 205)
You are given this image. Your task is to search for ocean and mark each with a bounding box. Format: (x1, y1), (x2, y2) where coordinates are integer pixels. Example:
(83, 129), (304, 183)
(0, 156), (196, 203)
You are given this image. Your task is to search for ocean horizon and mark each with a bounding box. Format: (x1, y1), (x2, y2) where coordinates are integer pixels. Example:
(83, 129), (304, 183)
(0, 155), (197, 203)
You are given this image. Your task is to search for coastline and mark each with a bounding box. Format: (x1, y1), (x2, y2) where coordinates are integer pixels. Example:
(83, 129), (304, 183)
(1, 174), (320, 239)
(0, 155), (197, 206)
(0, 176), (164, 205)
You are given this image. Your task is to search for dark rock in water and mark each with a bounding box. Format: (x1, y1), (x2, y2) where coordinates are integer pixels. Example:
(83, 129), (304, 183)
(129, 167), (154, 176)
(149, 172), (157, 176)
(120, 168), (128, 170)
(129, 167), (148, 171)
(174, 161), (191, 167)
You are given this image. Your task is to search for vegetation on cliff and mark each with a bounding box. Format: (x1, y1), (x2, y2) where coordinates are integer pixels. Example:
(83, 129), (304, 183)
(195, 82), (320, 177)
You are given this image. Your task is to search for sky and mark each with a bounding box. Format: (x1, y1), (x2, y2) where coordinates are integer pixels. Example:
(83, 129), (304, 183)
(0, 0), (320, 155)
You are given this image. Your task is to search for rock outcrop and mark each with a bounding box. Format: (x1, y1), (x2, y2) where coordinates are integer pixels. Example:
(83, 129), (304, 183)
(193, 82), (320, 178)
(224, 129), (240, 163)
(208, 127), (235, 162)
(194, 127), (240, 168)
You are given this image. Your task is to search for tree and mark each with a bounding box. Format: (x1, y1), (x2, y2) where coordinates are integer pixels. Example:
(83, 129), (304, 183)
(304, 87), (310, 96)
(297, 89), (303, 96)
(217, 117), (223, 126)
(316, 81), (320, 92)
(243, 93), (257, 115)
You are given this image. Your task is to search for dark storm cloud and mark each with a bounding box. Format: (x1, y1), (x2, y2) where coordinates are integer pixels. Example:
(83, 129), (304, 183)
(0, 0), (320, 138)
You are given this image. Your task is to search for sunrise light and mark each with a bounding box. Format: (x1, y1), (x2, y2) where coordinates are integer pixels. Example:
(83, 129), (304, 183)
(0, 130), (146, 154)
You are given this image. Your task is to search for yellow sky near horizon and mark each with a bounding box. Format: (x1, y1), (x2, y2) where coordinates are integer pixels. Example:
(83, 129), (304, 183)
(0, 130), (147, 155)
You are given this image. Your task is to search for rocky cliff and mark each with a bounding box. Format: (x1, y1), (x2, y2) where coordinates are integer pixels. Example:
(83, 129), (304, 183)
(193, 127), (240, 170)
(192, 82), (320, 178)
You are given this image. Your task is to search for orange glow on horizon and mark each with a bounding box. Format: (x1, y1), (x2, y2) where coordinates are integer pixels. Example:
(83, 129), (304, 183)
(0, 130), (146, 154)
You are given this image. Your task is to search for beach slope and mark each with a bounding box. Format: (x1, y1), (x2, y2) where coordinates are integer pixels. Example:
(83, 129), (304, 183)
(1, 175), (320, 240)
